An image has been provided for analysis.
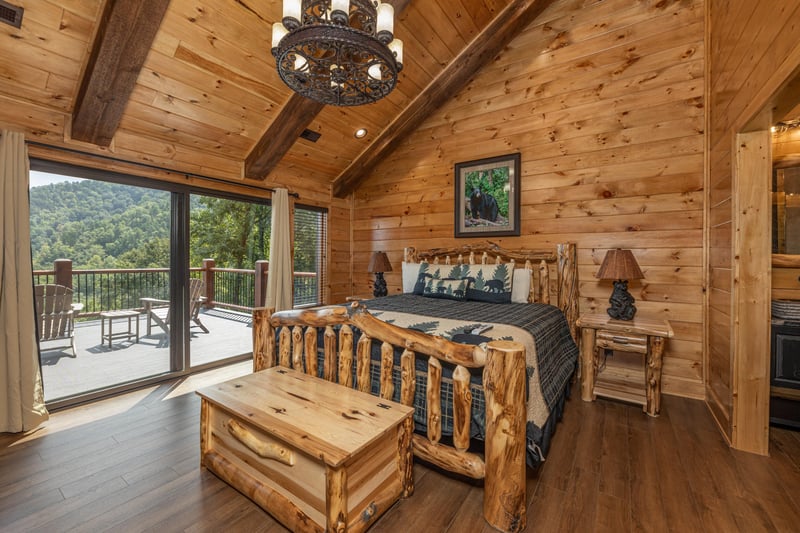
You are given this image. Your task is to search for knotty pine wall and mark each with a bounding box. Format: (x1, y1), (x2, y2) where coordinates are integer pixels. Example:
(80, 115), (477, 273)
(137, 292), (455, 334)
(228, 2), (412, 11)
(706, 0), (800, 449)
(346, 0), (706, 399)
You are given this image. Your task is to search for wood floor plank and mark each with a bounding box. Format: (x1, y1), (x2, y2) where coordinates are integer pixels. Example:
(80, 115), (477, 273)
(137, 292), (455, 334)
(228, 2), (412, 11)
(370, 465), (474, 532)
(598, 401), (631, 500)
(556, 406), (604, 531)
(1, 366), (798, 533)
(650, 406), (704, 531)
(528, 482), (567, 530)
(666, 395), (745, 532)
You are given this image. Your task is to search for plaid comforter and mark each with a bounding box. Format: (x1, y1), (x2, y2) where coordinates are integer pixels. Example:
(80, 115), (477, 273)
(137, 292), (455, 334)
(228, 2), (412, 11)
(344, 294), (578, 466)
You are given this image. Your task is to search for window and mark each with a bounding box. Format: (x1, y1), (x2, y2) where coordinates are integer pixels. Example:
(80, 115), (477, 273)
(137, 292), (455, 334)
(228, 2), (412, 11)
(294, 205), (327, 307)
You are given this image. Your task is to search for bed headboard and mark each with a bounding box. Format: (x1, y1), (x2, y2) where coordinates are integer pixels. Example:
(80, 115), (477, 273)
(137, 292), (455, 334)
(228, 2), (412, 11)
(403, 241), (579, 341)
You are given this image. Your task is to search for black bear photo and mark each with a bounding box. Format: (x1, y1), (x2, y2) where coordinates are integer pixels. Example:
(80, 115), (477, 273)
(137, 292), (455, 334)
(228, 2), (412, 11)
(469, 188), (499, 222)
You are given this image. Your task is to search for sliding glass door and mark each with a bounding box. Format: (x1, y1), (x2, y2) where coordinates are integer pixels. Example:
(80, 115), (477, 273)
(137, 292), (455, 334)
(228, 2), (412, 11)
(30, 160), (328, 406)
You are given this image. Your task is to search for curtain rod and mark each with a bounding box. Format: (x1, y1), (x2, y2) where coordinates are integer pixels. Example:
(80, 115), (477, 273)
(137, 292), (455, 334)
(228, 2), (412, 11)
(25, 140), (300, 198)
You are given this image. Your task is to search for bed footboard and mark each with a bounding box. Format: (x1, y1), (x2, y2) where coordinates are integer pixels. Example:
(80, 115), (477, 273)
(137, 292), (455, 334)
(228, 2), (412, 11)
(252, 303), (527, 533)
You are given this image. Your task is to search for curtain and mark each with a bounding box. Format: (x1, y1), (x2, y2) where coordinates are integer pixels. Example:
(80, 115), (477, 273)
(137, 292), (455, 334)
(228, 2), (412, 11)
(0, 130), (49, 432)
(266, 188), (293, 312)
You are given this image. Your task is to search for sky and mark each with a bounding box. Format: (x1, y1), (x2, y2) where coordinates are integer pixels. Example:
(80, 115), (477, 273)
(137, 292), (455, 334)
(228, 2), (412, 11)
(29, 170), (84, 189)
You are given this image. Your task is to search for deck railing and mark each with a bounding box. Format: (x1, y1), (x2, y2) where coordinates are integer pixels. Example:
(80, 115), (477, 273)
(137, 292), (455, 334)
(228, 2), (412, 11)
(33, 259), (319, 317)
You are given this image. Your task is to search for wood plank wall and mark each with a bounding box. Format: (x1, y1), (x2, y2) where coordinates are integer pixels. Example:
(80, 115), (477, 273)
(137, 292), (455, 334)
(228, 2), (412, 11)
(347, 0), (706, 399)
(706, 0), (800, 443)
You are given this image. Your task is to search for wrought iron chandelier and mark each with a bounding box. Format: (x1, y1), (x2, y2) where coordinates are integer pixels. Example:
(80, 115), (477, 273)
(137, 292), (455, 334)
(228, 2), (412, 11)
(271, 0), (404, 106)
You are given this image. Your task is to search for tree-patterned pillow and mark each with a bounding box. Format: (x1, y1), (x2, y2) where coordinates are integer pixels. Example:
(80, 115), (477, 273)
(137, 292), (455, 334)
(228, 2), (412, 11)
(465, 263), (513, 303)
(421, 277), (471, 301)
(413, 262), (513, 303)
(414, 262), (469, 295)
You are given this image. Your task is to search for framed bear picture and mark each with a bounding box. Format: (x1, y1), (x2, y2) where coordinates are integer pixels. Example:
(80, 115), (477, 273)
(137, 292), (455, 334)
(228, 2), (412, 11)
(454, 152), (521, 237)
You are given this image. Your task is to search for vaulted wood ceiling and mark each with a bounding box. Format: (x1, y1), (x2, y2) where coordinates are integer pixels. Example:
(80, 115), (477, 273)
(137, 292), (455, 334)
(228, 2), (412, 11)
(0, 0), (561, 197)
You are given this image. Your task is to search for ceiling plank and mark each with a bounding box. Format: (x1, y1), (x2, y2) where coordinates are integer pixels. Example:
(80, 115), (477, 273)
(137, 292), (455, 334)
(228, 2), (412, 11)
(332, 0), (555, 198)
(71, 0), (171, 146)
(773, 69), (800, 123)
(245, 0), (413, 181)
(391, 0), (412, 13)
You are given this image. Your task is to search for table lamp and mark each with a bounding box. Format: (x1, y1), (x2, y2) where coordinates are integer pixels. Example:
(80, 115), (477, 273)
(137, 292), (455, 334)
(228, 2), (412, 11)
(596, 249), (644, 320)
(368, 251), (393, 297)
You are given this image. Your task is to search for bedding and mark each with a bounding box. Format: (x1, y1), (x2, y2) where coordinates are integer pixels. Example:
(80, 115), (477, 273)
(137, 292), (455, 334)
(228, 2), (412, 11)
(334, 294), (579, 467)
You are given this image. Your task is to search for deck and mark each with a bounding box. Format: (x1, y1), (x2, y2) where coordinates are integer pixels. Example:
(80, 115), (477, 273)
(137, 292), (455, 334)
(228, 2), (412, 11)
(39, 308), (253, 402)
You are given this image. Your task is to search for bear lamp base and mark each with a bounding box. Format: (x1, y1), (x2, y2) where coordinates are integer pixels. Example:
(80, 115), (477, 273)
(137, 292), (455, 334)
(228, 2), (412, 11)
(606, 279), (636, 321)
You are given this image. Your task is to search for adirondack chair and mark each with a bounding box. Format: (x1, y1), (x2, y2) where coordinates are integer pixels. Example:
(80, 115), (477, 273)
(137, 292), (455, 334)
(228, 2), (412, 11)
(35, 284), (83, 357)
(141, 278), (208, 336)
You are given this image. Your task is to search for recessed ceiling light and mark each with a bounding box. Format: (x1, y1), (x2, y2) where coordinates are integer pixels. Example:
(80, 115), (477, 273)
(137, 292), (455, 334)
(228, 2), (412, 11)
(354, 128), (368, 138)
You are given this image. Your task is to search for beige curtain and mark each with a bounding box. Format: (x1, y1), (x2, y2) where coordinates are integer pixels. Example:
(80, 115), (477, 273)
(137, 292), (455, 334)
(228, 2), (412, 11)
(266, 188), (293, 311)
(0, 130), (49, 432)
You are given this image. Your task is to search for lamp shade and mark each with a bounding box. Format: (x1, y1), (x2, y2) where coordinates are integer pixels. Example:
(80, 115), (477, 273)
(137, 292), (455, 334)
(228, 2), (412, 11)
(368, 251), (393, 273)
(596, 249), (644, 281)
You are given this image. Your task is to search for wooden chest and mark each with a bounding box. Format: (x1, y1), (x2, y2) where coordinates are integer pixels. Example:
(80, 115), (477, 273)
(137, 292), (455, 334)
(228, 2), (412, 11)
(197, 366), (415, 532)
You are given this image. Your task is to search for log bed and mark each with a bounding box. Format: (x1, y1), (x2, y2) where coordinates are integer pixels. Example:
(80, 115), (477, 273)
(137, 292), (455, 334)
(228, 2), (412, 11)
(251, 242), (579, 533)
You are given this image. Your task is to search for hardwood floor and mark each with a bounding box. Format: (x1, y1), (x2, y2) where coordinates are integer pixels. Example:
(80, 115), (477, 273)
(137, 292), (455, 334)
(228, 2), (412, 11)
(2, 363), (798, 532)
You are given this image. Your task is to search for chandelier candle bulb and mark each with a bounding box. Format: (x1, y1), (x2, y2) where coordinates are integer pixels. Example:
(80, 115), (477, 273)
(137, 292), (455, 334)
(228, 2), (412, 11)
(368, 64), (382, 81)
(376, 3), (394, 43)
(389, 38), (403, 65)
(282, 0), (301, 27)
(331, 0), (349, 15)
(271, 22), (288, 49)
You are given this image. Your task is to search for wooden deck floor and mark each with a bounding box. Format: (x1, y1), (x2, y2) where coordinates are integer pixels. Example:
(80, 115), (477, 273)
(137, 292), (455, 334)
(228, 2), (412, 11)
(1, 363), (798, 532)
(39, 308), (253, 402)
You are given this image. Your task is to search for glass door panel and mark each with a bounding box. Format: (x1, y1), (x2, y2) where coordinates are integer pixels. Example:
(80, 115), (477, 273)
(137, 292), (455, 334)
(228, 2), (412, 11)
(30, 170), (172, 402)
(188, 193), (270, 367)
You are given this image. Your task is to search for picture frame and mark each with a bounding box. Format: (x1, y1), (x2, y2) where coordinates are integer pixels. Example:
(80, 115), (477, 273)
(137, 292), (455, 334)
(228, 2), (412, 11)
(454, 152), (521, 238)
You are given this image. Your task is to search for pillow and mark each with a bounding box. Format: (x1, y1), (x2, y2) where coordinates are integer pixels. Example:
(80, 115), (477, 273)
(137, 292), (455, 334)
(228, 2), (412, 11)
(421, 277), (471, 301)
(401, 262), (420, 293)
(465, 263), (513, 304)
(511, 268), (532, 303)
(412, 262), (472, 295)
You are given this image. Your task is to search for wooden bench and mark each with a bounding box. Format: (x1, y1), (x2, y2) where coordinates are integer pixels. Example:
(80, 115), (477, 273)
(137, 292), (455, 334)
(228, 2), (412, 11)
(197, 366), (415, 532)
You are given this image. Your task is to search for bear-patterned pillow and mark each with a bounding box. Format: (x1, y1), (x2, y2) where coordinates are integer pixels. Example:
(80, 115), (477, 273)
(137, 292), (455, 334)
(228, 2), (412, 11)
(413, 262), (472, 295)
(413, 262), (513, 304)
(464, 263), (513, 303)
(421, 277), (471, 301)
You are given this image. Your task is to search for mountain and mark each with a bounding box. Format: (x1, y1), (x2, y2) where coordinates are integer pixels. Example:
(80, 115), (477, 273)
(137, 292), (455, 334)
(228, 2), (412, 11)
(29, 180), (170, 270)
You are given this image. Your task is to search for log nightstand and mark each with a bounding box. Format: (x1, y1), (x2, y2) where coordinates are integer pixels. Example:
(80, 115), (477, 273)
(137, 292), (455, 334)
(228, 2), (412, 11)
(577, 313), (674, 416)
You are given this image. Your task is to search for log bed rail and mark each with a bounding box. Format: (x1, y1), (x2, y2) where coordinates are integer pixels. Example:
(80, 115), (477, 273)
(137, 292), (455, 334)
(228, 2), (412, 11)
(252, 242), (578, 533)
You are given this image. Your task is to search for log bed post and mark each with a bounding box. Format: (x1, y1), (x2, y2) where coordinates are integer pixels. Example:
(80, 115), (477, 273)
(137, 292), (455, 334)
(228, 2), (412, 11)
(252, 307), (275, 372)
(483, 340), (527, 533)
(557, 242), (579, 343)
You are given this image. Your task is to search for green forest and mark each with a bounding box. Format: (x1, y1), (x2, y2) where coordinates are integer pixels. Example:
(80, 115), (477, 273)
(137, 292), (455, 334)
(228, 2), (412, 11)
(29, 179), (321, 273)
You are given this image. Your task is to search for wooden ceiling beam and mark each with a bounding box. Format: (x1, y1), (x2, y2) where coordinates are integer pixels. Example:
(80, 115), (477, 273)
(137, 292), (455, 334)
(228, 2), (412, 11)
(71, 0), (171, 146)
(332, 0), (556, 198)
(245, 94), (325, 180)
(245, 0), (413, 181)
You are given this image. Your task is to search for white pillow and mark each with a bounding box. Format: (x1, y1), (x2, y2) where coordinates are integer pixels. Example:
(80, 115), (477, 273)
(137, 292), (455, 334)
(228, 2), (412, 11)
(511, 268), (533, 303)
(402, 262), (420, 293)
